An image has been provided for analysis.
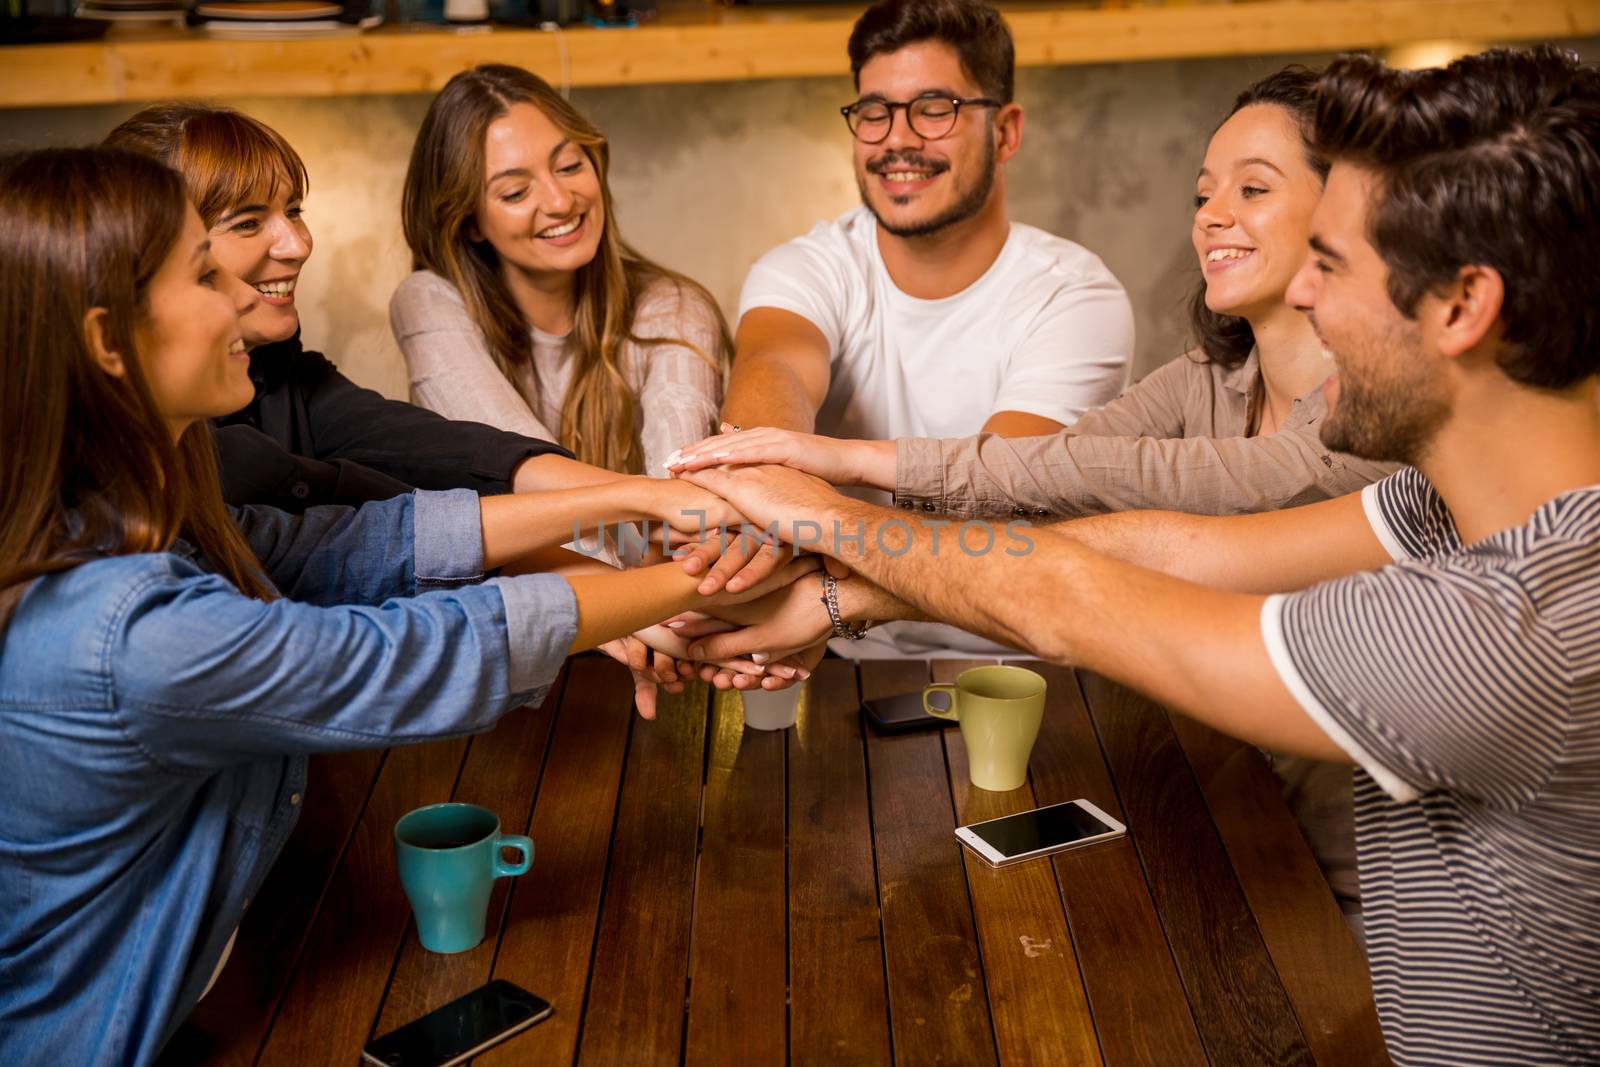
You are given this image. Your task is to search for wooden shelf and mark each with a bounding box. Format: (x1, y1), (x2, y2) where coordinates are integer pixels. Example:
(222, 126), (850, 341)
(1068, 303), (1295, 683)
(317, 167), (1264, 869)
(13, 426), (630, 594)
(2, 0), (1595, 108)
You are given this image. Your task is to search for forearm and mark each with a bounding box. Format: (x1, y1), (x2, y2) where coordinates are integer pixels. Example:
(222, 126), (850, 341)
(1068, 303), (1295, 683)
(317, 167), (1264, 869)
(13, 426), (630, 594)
(499, 544), (619, 578)
(721, 353), (820, 433)
(817, 502), (1341, 759)
(835, 571), (928, 625)
(480, 480), (653, 568)
(565, 562), (706, 652)
(512, 453), (628, 493)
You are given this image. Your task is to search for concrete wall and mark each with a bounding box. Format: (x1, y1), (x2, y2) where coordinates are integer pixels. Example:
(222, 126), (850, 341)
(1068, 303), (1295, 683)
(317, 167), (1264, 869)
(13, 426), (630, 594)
(5, 36), (1597, 400)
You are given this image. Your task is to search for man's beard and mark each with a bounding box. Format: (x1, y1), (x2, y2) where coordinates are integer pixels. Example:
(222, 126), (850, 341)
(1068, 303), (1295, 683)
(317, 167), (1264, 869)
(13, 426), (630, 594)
(857, 130), (997, 239)
(1319, 322), (1450, 465)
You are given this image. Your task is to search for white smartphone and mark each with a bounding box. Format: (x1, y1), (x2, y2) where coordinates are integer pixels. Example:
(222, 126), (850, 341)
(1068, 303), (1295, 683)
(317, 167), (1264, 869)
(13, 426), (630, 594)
(954, 799), (1126, 867)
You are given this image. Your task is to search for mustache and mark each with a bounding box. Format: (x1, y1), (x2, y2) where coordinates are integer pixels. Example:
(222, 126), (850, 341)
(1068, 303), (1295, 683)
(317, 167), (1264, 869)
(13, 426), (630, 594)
(865, 152), (949, 176)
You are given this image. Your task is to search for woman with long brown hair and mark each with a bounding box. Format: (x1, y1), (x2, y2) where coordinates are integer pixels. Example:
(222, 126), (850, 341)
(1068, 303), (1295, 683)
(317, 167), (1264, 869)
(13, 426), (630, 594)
(392, 64), (728, 478)
(103, 102), (803, 709)
(0, 147), (804, 1067)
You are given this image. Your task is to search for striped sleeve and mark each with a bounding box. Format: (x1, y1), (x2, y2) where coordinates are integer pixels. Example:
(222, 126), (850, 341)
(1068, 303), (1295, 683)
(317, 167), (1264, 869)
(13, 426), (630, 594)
(1262, 563), (1569, 809)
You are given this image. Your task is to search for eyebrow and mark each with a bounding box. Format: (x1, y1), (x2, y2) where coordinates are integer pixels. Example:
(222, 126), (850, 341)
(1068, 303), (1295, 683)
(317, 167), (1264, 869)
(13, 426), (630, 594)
(217, 204), (267, 223)
(854, 88), (959, 103)
(1308, 234), (1346, 265)
(1196, 157), (1288, 181)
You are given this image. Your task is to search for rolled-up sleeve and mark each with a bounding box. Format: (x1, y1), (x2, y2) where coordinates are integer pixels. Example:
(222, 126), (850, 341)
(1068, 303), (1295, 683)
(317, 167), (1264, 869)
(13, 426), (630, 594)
(232, 490), (484, 605)
(487, 574), (578, 695)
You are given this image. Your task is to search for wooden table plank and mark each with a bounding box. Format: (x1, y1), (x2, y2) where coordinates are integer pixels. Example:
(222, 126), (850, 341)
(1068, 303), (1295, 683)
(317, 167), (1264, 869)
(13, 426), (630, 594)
(787, 659), (893, 1066)
(370, 671), (566, 1041)
(1024, 662), (1207, 1067)
(934, 660), (1104, 1067)
(478, 657), (636, 1066)
(1167, 715), (1388, 1066)
(684, 689), (788, 1066)
(1077, 672), (1314, 1067)
(860, 659), (998, 1067)
(576, 673), (711, 1066)
(257, 737), (471, 1065)
(163, 750), (385, 1067)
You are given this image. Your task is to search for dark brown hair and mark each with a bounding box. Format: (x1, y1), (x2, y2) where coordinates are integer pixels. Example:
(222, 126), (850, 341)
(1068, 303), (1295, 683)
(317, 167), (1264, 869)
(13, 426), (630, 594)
(0, 148), (275, 630)
(848, 0), (1015, 104)
(1312, 46), (1600, 390)
(103, 103), (309, 228)
(1188, 66), (1328, 367)
(402, 64), (729, 474)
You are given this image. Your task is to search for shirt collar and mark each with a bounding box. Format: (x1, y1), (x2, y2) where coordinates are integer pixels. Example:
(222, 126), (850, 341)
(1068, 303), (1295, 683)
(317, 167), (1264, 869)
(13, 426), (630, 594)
(1219, 345), (1261, 396)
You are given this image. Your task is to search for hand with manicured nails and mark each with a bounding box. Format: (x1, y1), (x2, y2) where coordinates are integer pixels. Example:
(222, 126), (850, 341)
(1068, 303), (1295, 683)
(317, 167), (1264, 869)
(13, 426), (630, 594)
(665, 423), (895, 492)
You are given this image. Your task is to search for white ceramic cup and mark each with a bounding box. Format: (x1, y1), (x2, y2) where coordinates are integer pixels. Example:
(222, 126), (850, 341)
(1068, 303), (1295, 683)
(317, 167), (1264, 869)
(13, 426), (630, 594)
(741, 684), (803, 731)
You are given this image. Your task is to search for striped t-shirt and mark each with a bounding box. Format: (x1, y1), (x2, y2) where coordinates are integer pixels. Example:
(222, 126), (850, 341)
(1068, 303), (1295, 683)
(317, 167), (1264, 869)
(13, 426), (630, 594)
(1261, 467), (1600, 1066)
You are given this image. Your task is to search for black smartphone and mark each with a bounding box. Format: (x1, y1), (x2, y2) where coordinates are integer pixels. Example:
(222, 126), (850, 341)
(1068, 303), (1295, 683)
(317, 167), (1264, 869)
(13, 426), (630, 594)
(360, 979), (552, 1067)
(862, 691), (950, 734)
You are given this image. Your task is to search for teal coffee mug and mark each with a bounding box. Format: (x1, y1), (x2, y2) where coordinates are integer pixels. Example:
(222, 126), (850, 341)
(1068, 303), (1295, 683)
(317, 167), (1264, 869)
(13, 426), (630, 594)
(394, 803), (532, 954)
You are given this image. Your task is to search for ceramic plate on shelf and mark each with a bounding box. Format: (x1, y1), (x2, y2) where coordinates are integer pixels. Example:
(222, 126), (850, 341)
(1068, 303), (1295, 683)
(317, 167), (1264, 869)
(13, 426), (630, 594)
(198, 12), (380, 34)
(194, 0), (344, 19)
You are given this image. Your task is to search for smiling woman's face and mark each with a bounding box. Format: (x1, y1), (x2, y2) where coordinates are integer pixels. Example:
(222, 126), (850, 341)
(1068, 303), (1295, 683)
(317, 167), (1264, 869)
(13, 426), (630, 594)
(473, 103), (605, 288)
(1192, 104), (1325, 323)
(133, 204), (260, 438)
(207, 176), (311, 349)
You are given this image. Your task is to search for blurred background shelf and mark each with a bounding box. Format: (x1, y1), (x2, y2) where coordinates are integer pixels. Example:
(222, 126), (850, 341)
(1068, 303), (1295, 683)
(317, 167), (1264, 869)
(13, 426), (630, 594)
(3, 0), (1596, 107)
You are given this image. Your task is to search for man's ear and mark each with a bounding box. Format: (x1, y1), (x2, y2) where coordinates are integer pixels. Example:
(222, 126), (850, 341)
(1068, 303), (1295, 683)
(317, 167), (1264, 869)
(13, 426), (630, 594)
(1435, 263), (1505, 360)
(82, 308), (127, 379)
(994, 103), (1024, 165)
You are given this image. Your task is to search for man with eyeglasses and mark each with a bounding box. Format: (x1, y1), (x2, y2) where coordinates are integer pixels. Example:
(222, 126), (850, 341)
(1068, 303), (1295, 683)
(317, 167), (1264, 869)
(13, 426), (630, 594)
(717, 0), (1133, 656)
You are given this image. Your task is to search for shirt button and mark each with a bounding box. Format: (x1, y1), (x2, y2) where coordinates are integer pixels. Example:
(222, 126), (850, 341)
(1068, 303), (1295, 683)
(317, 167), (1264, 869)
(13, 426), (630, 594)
(922, 502), (936, 512)
(1033, 508), (1049, 516)
(289, 792), (302, 806)
(1013, 507), (1027, 516)
(290, 482), (310, 499)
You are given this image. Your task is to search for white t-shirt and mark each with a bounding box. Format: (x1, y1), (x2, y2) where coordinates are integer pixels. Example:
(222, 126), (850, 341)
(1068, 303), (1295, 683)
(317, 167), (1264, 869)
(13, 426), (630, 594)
(738, 205), (1133, 444)
(740, 206), (1134, 656)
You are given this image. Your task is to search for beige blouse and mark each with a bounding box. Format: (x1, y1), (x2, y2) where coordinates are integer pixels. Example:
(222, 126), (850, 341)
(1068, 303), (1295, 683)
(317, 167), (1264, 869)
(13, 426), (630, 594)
(390, 270), (724, 477)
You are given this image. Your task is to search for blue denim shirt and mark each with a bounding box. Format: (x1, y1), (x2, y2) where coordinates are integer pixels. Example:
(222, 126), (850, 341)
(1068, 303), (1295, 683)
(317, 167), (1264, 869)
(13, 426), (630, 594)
(0, 490), (576, 1067)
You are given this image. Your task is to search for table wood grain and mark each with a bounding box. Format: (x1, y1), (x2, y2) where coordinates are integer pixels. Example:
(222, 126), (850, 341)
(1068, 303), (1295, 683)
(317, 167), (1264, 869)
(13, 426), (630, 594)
(168, 655), (1388, 1067)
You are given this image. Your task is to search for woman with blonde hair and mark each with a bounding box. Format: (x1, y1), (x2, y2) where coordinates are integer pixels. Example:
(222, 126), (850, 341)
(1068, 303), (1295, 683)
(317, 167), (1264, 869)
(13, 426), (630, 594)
(392, 64), (728, 478)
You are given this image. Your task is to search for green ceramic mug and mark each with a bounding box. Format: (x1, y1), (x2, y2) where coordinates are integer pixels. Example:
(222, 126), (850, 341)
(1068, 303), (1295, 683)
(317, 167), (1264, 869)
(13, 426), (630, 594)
(923, 665), (1047, 792)
(394, 803), (532, 954)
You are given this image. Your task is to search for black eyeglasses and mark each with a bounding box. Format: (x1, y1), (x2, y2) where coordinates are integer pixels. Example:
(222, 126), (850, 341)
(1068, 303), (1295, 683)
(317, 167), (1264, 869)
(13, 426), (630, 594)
(840, 94), (1003, 144)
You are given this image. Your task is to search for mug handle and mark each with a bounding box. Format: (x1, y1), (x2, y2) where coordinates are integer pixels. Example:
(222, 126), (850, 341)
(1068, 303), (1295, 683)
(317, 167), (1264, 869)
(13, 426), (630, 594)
(492, 834), (533, 878)
(922, 683), (959, 721)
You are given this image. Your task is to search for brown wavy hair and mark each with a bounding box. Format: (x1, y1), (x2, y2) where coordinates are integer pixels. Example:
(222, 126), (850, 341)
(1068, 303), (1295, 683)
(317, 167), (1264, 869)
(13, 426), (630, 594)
(402, 64), (729, 474)
(0, 148), (275, 632)
(1188, 66), (1331, 367)
(102, 102), (310, 229)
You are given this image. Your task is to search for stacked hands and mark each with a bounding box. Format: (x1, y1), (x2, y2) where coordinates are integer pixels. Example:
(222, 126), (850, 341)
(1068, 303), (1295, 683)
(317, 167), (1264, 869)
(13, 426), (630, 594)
(603, 423), (877, 719)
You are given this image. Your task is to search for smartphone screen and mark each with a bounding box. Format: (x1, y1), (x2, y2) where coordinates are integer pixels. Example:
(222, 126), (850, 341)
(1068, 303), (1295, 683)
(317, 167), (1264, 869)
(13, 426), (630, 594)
(362, 980), (551, 1067)
(960, 800), (1124, 863)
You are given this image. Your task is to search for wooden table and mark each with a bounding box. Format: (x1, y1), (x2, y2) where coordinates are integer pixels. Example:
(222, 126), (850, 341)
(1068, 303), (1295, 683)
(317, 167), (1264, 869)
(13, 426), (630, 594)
(161, 656), (1388, 1066)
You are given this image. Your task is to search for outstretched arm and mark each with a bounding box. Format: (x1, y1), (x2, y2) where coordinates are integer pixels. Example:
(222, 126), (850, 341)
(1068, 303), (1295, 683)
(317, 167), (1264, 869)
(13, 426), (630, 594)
(681, 465), (1389, 761)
